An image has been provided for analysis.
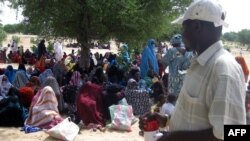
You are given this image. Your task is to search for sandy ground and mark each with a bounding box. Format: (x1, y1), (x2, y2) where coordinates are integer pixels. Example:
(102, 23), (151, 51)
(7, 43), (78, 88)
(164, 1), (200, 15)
(0, 122), (143, 141)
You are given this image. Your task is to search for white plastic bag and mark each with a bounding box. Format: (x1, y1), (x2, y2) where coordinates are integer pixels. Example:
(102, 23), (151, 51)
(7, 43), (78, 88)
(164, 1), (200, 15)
(45, 117), (79, 141)
(118, 98), (128, 105)
(109, 105), (134, 131)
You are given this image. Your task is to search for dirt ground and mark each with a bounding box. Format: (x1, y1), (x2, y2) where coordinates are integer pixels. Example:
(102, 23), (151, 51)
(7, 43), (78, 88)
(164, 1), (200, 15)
(0, 121), (143, 141)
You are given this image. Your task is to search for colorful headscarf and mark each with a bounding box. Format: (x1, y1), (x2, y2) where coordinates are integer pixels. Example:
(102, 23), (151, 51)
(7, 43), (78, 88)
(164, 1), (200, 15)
(140, 39), (159, 78)
(13, 70), (29, 88)
(52, 61), (66, 86)
(29, 76), (41, 88)
(77, 82), (105, 126)
(4, 65), (16, 83)
(0, 74), (12, 99)
(39, 69), (54, 85)
(26, 76), (41, 94)
(19, 87), (35, 108)
(43, 76), (64, 112)
(43, 76), (61, 95)
(25, 86), (63, 129)
(170, 34), (182, 46)
(121, 44), (130, 63)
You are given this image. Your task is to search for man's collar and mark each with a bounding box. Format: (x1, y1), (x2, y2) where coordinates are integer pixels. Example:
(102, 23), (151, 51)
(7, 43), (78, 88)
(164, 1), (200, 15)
(196, 41), (223, 66)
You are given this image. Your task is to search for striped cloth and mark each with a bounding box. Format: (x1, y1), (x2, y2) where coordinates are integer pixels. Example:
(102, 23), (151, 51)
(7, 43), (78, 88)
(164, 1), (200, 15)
(25, 86), (63, 129)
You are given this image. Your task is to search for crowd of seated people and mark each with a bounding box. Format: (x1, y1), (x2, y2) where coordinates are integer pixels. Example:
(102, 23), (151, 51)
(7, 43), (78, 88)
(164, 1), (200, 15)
(0, 46), (171, 132)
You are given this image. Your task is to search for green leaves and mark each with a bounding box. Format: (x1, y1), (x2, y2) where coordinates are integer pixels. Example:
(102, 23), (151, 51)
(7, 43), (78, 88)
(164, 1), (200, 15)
(0, 27), (7, 45)
(223, 29), (250, 46)
(9, 0), (191, 48)
(238, 29), (250, 45)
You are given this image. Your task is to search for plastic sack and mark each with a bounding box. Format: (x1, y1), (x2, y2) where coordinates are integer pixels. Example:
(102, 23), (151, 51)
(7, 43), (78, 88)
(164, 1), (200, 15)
(109, 105), (134, 131)
(118, 98), (128, 105)
(45, 117), (79, 141)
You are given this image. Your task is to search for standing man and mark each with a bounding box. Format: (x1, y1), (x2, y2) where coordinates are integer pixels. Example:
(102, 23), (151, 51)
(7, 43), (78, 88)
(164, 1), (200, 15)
(140, 0), (246, 141)
(38, 39), (46, 60)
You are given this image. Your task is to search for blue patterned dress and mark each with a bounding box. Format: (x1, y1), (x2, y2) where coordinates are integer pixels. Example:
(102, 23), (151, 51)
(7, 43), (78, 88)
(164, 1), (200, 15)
(162, 47), (193, 96)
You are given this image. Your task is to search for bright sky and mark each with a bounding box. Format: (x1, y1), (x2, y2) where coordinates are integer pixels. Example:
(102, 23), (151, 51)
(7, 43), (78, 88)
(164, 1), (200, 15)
(0, 0), (250, 33)
(219, 0), (250, 33)
(0, 2), (23, 25)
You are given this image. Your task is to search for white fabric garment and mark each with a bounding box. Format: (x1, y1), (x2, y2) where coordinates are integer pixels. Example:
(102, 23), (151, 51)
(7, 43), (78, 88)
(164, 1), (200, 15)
(160, 102), (175, 116)
(54, 41), (63, 61)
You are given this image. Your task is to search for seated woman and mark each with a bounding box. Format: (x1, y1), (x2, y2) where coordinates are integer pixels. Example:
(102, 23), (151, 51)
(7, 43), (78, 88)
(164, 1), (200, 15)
(13, 70), (29, 89)
(52, 60), (67, 86)
(4, 65), (16, 84)
(19, 87), (35, 109)
(0, 74), (13, 101)
(125, 79), (151, 116)
(103, 83), (125, 121)
(39, 68), (54, 85)
(0, 87), (24, 127)
(35, 55), (46, 73)
(27, 76), (42, 94)
(43, 76), (64, 113)
(25, 86), (63, 129)
(18, 76), (41, 109)
(76, 82), (105, 128)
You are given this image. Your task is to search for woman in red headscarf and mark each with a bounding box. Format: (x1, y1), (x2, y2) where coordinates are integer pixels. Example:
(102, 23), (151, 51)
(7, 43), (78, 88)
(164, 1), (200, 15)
(19, 76), (42, 108)
(76, 82), (105, 127)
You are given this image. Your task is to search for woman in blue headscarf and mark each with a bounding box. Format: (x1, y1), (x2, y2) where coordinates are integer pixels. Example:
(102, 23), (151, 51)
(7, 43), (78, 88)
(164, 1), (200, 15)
(121, 44), (130, 63)
(140, 39), (159, 79)
(4, 65), (16, 83)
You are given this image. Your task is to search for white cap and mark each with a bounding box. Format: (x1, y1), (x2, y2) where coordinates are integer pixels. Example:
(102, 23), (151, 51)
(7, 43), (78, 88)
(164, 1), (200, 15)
(172, 0), (228, 27)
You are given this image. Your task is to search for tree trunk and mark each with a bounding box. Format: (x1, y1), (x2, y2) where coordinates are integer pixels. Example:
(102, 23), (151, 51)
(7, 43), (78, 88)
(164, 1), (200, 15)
(78, 40), (90, 71)
(80, 47), (90, 70)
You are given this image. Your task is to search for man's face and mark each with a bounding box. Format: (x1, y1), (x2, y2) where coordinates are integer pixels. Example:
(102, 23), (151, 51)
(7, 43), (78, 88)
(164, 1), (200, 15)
(182, 20), (196, 52)
(182, 20), (201, 51)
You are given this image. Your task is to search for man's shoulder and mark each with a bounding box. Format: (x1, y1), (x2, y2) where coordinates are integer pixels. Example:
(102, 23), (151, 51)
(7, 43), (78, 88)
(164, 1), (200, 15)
(212, 49), (243, 77)
(214, 50), (235, 65)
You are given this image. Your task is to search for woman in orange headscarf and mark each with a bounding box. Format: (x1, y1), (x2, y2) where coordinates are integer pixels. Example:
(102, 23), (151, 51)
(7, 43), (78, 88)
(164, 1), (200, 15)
(235, 56), (249, 82)
(35, 55), (46, 73)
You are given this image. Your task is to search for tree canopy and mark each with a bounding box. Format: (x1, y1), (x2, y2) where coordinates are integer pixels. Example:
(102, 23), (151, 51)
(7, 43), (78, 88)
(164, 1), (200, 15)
(223, 29), (250, 47)
(238, 29), (250, 46)
(9, 0), (192, 69)
(3, 23), (23, 33)
(0, 25), (7, 45)
(12, 0), (191, 42)
(222, 32), (238, 42)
